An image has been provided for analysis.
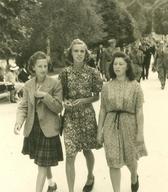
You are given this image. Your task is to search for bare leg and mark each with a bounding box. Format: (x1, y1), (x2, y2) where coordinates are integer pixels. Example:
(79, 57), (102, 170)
(109, 167), (121, 192)
(83, 150), (94, 184)
(36, 166), (47, 192)
(47, 167), (52, 179)
(47, 167), (56, 185)
(127, 160), (138, 184)
(66, 153), (77, 192)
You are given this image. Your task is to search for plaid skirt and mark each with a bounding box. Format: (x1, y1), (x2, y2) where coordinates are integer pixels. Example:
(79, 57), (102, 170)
(22, 112), (63, 167)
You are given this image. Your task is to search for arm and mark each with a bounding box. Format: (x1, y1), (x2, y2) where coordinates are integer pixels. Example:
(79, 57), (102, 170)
(153, 53), (158, 69)
(14, 86), (28, 134)
(97, 86), (107, 144)
(41, 80), (63, 114)
(136, 107), (144, 142)
(135, 83), (144, 142)
(72, 93), (99, 106)
(98, 105), (106, 134)
(82, 94), (99, 103)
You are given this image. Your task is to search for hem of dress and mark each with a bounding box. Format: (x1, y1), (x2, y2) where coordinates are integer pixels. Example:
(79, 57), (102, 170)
(107, 153), (148, 168)
(136, 151), (148, 160)
(65, 146), (101, 157)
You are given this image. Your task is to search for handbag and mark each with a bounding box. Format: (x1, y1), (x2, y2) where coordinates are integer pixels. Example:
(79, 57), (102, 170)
(60, 71), (68, 136)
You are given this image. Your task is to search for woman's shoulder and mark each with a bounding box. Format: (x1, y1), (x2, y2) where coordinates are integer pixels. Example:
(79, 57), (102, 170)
(129, 80), (142, 91)
(86, 65), (97, 73)
(46, 76), (61, 88)
(24, 77), (35, 87)
(60, 66), (72, 75)
(130, 80), (140, 86)
(47, 75), (58, 82)
(101, 82), (110, 92)
(86, 66), (102, 78)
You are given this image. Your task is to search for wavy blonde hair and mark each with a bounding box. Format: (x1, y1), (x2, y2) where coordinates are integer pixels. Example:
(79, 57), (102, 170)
(66, 39), (90, 65)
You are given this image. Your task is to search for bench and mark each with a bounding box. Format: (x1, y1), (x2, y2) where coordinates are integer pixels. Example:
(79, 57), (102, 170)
(0, 83), (14, 101)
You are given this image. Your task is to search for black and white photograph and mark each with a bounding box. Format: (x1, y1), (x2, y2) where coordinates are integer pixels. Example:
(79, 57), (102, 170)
(0, 0), (168, 191)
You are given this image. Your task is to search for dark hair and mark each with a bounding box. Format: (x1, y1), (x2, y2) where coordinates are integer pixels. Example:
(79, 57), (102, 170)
(28, 51), (47, 75)
(66, 39), (90, 65)
(109, 51), (135, 81)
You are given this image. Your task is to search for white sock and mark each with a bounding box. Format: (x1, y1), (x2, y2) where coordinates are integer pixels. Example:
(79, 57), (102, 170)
(48, 178), (55, 186)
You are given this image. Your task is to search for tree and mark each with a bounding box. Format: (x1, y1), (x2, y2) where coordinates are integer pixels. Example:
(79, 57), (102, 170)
(118, 0), (168, 35)
(154, 5), (168, 35)
(19, 0), (106, 67)
(0, 0), (38, 65)
(97, 0), (139, 45)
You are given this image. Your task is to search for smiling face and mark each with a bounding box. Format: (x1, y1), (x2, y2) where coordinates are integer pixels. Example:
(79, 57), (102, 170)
(33, 59), (48, 79)
(113, 57), (127, 78)
(71, 43), (86, 64)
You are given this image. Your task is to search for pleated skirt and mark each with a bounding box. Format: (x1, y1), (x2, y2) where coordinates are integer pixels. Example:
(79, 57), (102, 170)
(22, 112), (63, 166)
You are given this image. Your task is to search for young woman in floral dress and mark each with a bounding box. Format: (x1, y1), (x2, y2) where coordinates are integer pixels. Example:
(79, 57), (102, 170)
(97, 51), (147, 192)
(59, 39), (103, 192)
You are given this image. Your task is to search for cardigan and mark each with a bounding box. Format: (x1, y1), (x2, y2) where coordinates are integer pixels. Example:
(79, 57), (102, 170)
(16, 75), (63, 137)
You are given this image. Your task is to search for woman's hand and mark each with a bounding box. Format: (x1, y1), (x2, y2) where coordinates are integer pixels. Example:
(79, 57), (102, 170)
(14, 123), (22, 135)
(34, 89), (47, 98)
(64, 99), (73, 109)
(72, 98), (85, 106)
(97, 131), (104, 145)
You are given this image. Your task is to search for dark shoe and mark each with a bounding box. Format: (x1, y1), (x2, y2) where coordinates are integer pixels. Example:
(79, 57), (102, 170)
(47, 183), (57, 192)
(82, 176), (94, 192)
(131, 175), (139, 192)
(10, 99), (17, 103)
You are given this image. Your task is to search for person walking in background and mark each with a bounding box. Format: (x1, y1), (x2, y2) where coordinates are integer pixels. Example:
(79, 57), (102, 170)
(14, 51), (63, 192)
(164, 44), (168, 79)
(129, 43), (144, 82)
(0, 66), (4, 81)
(5, 64), (24, 102)
(97, 51), (147, 192)
(153, 41), (168, 89)
(87, 51), (97, 69)
(59, 39), (103, 192)
(96, 44), (105, 78)
(103, 39), (119, 81)
(140, 41), (154, 80)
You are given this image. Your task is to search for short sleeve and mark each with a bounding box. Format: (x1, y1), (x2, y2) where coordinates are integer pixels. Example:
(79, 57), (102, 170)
(92, 69), (103, 93)
(135, 83), (144, 112)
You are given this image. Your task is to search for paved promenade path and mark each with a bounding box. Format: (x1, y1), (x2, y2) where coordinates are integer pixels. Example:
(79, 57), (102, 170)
(1, 69), (168, 192)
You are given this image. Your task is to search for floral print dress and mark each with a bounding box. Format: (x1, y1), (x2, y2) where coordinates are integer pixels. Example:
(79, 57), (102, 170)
(101, 80), (147, 168)
(59, 65), (103, 157)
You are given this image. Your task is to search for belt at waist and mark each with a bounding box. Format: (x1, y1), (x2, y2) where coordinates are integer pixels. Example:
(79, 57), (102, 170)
(108, 110), (135, 129)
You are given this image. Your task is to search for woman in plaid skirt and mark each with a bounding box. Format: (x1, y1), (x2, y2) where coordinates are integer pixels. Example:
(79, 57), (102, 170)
(14, 51), (63, 192)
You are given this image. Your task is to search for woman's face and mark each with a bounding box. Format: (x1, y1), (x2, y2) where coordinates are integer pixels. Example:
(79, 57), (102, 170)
(113, 57), (128, 77)
(33, 59), (48, 79)
(71, 44), (86, 63)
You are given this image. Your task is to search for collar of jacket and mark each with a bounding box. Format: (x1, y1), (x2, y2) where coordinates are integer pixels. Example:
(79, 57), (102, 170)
(26, 75), (53, 105)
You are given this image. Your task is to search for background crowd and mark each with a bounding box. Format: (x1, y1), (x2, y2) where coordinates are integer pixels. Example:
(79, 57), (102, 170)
(1, 1), (168, 192)
(1, 34), (168, 104)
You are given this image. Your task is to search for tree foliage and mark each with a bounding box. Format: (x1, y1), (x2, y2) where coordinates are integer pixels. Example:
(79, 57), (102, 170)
(154, 5), (168, 34)
(18, 0), (106, 67)
(0, 0), (37, 59)
(97, 0), (139, 46)
(118, 0), (168, 35)
(4, 0), (167, 67)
